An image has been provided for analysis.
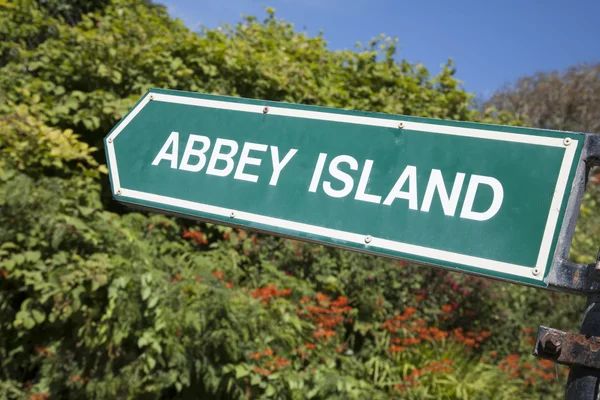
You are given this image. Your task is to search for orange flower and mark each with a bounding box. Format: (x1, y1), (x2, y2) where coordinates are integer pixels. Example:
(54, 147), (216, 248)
(183, 229), (208, 244)
(316, 293), (330, 304)
(224, 281), (234, 289)
(212, 270), (224, 280)
(275, 356), (290, 367)
(253, 366), (271, 376)
(441, 304), (452, 312)
(305, 343), (316, 350)
(389, 345), (405, 353)
(332, 296), (349, 306)
(28, 394), (50, 400)
(34, 347), (53, 356)
(250, 285), (292, 303)
(264, 348), (273, 356)
(404, 307), (417, 316)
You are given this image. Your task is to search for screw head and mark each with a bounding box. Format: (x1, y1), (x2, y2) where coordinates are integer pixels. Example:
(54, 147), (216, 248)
(149, 94), (154, 101)
(563, 137), (572, 146)
(398, 122), (405, 129)
(532, 268), (541, 276)
(230, 211), (235, 218)
(541, 332), (563, 355)
(108, 138), (112, 143)
(263, 106), (269, 114)
(116, 189), (121, 196)
(364, 235), (373, 244)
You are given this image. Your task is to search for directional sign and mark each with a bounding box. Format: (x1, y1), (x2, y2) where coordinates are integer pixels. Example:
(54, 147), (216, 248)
(105, 89), (586, 288)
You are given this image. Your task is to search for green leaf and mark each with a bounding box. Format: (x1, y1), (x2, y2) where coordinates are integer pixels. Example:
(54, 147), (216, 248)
(265, 385), (276, 397)
(235, 365), (249, 379)
(32, 309), (46, 324)
(141, 287), (151, 300)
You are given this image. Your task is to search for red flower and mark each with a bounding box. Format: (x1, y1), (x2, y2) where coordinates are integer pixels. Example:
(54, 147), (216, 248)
(183, 228), (208, 245)
(212, 270), (224, 280)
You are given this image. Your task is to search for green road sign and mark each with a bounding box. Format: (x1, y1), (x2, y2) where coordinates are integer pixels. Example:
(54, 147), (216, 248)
(105, 88), (587, 288)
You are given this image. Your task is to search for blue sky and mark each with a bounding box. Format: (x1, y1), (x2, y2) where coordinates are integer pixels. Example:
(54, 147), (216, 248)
(161, 0), (599, 99)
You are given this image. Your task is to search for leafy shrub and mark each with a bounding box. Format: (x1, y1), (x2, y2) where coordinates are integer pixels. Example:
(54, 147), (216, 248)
(0, 0), (590, 399)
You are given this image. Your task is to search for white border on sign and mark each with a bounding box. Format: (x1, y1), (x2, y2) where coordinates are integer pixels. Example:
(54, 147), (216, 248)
(105, 92), (579, 282)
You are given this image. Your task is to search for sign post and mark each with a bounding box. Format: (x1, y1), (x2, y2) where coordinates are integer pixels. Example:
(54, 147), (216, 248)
(105, 89), (600, 398)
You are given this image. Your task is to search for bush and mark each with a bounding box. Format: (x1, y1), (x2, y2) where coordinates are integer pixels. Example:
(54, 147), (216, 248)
(0, 1), (588, 398)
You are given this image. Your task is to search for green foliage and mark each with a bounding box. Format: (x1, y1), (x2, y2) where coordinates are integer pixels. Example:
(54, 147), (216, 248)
(0, 103), (100, 176)
(0, 0), (591, 399)
(571, 178), (600, 264)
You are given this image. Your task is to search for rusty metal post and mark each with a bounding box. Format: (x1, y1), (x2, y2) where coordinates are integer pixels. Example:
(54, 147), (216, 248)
(565, 294), (600, 399)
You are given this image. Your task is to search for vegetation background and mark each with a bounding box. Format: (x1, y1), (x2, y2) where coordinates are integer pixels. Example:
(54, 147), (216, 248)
(0, 0), (598, 398)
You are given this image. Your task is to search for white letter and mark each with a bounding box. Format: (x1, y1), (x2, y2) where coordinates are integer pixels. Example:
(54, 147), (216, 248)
(179, 134), (211, 172)
(323, 155), (358, 198)
(308, 153), (327, 192)
(421, 169), (465, 216)
(270, 147), (298, 186)
(460, 175), (504, 221)
(152, 131), (179, 169)
(206, 138), (239, 177)
(383, 165), (418, 209)
(234, 142), (268, 182)
(355, 160), (382, 204)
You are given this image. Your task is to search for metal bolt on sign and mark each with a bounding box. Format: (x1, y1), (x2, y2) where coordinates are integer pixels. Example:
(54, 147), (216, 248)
(539, 331), (563, 356)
